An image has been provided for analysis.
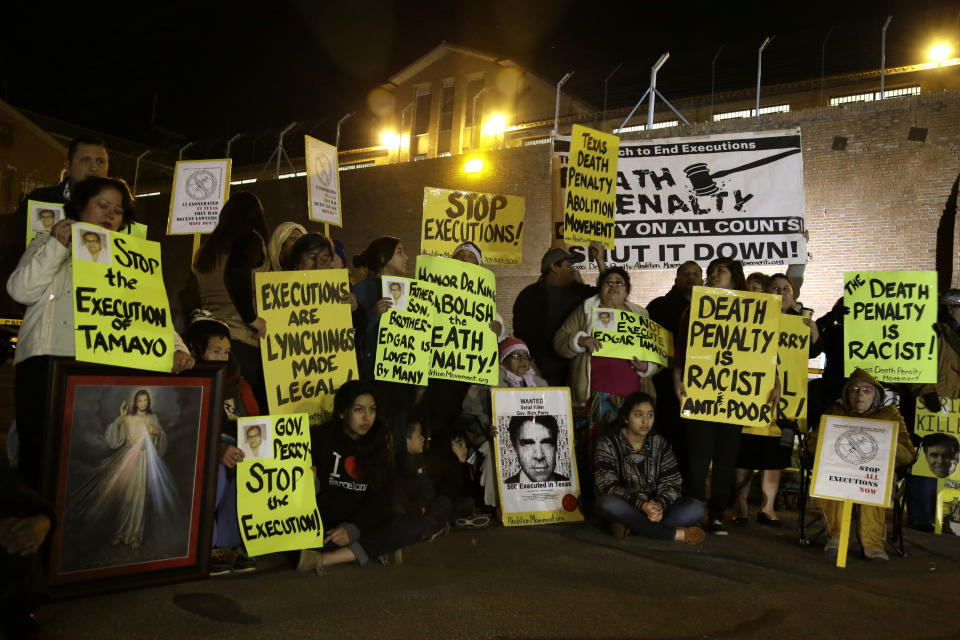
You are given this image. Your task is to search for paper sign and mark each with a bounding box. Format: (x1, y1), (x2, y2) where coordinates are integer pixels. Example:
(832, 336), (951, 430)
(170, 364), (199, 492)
(680, 286), (780, 427)
(744, 314), (811, 436)
(913, 397), (960, 484)
(382, 277), (411, 312)
(563, 124), (619, 249)
(236, 414), (323, 556)
(305, 135), (341, 226)
(492, 387), (582, 526)
(25, 200), (64, 247)
(843, 271), (937, 383)
(591, 307), (672, 367)
(167, 159), (231, 235)
(71, 223), (174, 372)
(420, 187), (525, 265)
(415, 256), (498, 385)
(810, 414), (898, 507)
(374, 309), (432, 386)
(256, 270), (359, 427)
(126, 221), (148, 239)
(552, 129), (806, 268)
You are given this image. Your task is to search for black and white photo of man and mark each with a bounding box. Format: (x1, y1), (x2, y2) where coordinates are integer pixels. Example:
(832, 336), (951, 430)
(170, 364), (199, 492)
(921, 433), (960, 479)
(505, 415), (569, 483)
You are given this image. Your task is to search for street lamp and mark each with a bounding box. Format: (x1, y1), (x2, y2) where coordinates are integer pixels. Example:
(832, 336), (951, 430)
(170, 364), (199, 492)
(929, 43), (952, 64)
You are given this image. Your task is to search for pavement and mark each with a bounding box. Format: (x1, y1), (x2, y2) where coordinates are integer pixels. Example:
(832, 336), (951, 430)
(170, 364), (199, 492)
(34, 510), (960, 640)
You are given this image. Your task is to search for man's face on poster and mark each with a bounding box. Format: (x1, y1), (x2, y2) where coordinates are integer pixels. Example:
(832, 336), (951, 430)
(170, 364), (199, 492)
(514, 420), (556, 482)
(39, 209), (55, 230)
(83, 232), (102, 254)
(247, 426), (262, 451)
(925, 443), (959, 479)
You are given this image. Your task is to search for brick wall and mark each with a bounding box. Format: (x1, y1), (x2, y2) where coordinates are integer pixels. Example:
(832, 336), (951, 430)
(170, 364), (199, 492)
(44, 90), (960, 333)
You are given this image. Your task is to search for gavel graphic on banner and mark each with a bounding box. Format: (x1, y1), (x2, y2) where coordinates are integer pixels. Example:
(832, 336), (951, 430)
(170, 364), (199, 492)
(683, 148), (801, 197)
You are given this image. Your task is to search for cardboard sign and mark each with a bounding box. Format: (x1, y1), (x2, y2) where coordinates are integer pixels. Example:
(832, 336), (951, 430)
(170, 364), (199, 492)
(552, 129), (806, 268)
(71, 223), (174, 372)
(167, 159), (231, 235)
(415, 256), (498, 385)
(236, 414), (323, 556)
(256, 270), (358, 427)
(305, 135), (342, 226)
(374, 308), (432, 386)
(843, 271), (937, 383)
(743, 313), (810, 436)
(810, 414), (898, 507)
(492, 387), (582, 526)
(680, 286), (780, 428)
(590, 307), (672, 367)
(25, 200), (64, 246)
(913, 397), (960, 484)
(420, 187), (525, 265)
(563, 124), (619, 249)
(126, 222), (148, 239)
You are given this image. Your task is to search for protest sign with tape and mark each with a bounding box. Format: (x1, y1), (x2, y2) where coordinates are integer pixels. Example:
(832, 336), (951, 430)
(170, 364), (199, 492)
(237, 414), (323, 556)
(563, 124), (619, 249)
(420, 187), (525, 265)
(843, 271), (937, 383)
(257, 270), (358, 427)
(590, 307), (672, 367)
(306, 135), (342, 226)
(681, 286), (780, 428)
(71, 223), (173, 372)
(167, 159), (231, 235)
(415, 256), (498, 385)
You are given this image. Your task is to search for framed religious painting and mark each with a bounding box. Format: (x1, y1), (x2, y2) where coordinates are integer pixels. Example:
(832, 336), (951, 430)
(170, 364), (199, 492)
(42, 360), (224, 596)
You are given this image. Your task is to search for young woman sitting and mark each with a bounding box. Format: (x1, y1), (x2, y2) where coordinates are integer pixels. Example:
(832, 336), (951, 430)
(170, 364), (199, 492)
(594, 392), (705, 544)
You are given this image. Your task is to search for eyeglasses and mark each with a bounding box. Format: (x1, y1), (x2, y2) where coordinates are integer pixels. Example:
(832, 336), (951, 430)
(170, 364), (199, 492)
(848, 385), (874, 395)
(506, 353), (531, 361)
(602, 281), (626, 288)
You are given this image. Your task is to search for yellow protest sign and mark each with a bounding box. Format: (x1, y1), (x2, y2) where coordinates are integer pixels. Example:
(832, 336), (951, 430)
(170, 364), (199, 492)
(126, 221), (148, 239)
(305, 135), (342, 226)
(681, 286), (780, 428)
(415, 256), (498, 385)
(913, 397), (960, 484)
(843, 271), (937, 383)
(25, 200), (64, 247)
(743, 313), (809, 437)
(257, 270), (358, 427)
(590, 307), (672, 367)
(563, 124), (619, 249)
(71, 223), (174, 372)
(236, 414), (323, 556)
(375, 309), (432, 386)
(420, 187), (525, 265)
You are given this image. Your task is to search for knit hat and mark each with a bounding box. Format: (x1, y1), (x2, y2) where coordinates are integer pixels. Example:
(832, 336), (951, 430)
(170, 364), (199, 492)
(453, 241), (482, 265)
(499, 336), (530, 362)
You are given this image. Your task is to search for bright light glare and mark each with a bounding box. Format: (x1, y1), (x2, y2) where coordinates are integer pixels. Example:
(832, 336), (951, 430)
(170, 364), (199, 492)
(482, 114), (507, 135)
(380, 130), (400, 146)
(464, 158), (483, 173)
(929, 43), (951, 63)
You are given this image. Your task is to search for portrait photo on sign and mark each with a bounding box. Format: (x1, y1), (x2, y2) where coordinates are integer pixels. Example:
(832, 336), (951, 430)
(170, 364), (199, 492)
(73, 226), (111, 265)
(30, 203), (63, 233)
(382, 277), (409, 312)
(46, 364), (222, 593)
(593, 308), (617, 332)
(499, 414), (571, 483)
(917, 433), (960, 480)
(239, 419), (272, 460)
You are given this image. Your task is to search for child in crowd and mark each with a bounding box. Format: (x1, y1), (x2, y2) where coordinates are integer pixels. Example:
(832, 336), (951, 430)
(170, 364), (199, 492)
(594, 392), (706, 544)
(299, 381), (423, 573)
(184, 310), (259, 575)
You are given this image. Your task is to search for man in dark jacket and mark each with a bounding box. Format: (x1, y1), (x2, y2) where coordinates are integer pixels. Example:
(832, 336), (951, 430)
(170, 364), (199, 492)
(512, 245), (604, 387)
(646, 261), (702, 469)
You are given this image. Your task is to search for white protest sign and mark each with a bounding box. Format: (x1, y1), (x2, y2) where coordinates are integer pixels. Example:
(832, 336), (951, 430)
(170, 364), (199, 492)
(167, 159), (231, 235)
(306, 135), (341, 226)
(810, 415), (899, 507)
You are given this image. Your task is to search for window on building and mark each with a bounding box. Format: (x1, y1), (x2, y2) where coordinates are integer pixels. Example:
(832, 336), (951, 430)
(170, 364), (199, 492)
(829, 85), (920, 106)
(414, 85), (432, 136)
(464, 77), (484, 127)
(437, 81), (455, 155)
(612, 120), (679, 134)
(523, 137), (552, 146)
(713, 105), (790, 121)
(339, 161), (375, 171)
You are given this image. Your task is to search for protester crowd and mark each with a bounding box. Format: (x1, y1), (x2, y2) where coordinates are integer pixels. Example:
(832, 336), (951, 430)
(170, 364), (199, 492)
(1, 134), (957, 637)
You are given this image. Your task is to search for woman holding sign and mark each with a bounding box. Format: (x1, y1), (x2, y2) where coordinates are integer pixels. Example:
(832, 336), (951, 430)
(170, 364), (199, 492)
(7, 177), (192, 490)
(734, 274), (820, 527)
(553, 267), (661, 505)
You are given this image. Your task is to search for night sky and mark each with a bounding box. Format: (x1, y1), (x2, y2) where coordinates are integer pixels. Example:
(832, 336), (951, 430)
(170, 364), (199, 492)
(2, 1), (955, 152)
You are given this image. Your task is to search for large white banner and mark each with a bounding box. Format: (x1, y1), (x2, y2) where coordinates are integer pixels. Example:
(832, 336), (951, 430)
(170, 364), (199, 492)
(553, 129), (805, 268)
(809, 415), (898, 507)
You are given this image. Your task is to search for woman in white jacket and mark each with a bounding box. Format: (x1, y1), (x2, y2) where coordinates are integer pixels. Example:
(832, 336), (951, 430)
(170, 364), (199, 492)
(7, 176), (192, 489)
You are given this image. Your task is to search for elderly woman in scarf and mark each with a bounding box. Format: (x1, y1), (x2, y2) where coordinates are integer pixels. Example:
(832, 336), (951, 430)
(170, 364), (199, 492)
(806, 368), (916, 562)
